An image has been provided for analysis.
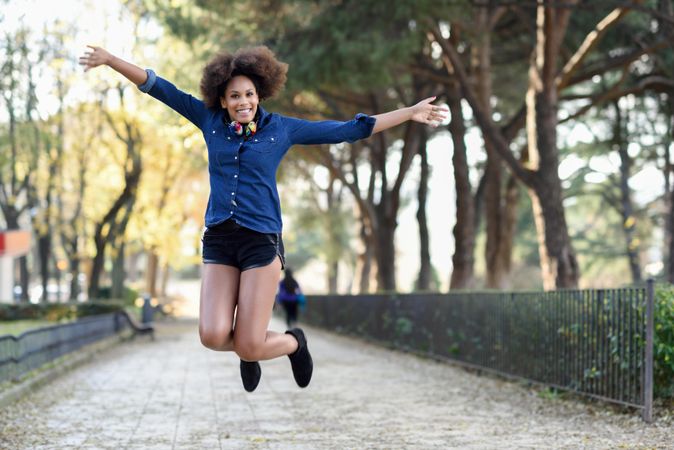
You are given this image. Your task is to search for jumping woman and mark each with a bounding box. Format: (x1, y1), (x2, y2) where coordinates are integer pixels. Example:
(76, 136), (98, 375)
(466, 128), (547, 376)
(79, 45), (448, 392)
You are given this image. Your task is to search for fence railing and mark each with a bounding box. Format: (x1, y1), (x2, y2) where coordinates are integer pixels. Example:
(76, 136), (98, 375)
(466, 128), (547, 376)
(0, 312), (130, 383)
(303, 282), (654, 421)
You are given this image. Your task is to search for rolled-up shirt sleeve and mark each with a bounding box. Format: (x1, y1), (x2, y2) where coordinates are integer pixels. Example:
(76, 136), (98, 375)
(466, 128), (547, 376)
(137, 68), (157, 93)
(137, 69), (209, 129)
(282, 113), (376, 146)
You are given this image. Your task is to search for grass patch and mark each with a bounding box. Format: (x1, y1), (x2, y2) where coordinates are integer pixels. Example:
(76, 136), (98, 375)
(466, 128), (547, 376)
(537, 387), (564, 401)
(0, 320), (56, 337)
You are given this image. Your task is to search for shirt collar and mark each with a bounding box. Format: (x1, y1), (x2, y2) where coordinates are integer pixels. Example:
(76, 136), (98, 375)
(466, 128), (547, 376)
(256, 105), (271, 128)
(221, 105), (271, 134)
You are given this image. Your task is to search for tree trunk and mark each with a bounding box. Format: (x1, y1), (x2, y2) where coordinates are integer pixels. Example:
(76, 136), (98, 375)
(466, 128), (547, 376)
(89, 88), (142, 299)
(61, 136), (87, 301)
(665, 98), (674, 283)
(328, 261), (339, 294)
(325, 174), (340, 293)
(89, 233), (107, 299)
(38, 104), (64, 303)
(668, 174), (674, 283)
(471, 4), (512, 289)
(88, 176), (140, 298)
(353, 221), (374, 294)
(525, 6), (580, 289)
(160, 262), (170, 298)
(373, 209), (397, 291)
(18, 257), (29, 302)
(613, 101), (642, 283)
(68, 255), (80, 301)
(37, 168), (52, 303)
(501, 175), (519, 286)
(448, 85), (475, 290)
(529, 176), (579, 289)
(38, 233), (51, 303)
(111, 241), (126, 299)
(415, 128), (433, 291)
(146, 251), (159, 298)
(373, 120), (421, 292)
(527, 139), (579, 288)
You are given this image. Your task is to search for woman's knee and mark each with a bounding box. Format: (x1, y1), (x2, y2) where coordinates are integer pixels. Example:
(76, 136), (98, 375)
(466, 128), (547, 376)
(233, 337), (264, 361)
(199, 326), (233, 350)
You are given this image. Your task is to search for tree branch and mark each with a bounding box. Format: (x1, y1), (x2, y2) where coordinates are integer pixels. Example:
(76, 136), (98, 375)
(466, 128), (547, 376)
(557, 1), (644, 90)
(427, 22), (536, 186)
(564, 40), (668, 87)
(391, 122), (421, 214)
(407, 64), (453, 85)
(561, 74), (674, 123)
(104, 109), (127, 144)
(319, 149), (376, 230)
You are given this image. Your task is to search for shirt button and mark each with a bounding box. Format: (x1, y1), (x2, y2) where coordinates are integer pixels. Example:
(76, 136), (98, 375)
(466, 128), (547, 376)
(271, 137), (275, 142)
(227, 137), (231, 140)
(229, 211), (233, 214)
(212, 130), (215, 134)
(234, 156), (238, 160)
(231, 192), (235, 195)
(234, 174), (238, 178)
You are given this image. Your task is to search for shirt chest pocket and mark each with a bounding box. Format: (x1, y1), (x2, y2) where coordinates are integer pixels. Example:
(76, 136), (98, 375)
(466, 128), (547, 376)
(247, 135), (278, 153)
(206, 129), (232, 151)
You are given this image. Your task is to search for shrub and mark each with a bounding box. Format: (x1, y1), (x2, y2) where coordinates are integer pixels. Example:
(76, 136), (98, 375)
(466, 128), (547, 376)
(654, 285), (674, 399)
(0, 301), (125, 322)
(95, 285), (140, 306)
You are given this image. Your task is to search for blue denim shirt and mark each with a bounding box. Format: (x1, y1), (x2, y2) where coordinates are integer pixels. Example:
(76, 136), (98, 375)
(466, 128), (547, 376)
(138, 70), (375, 233)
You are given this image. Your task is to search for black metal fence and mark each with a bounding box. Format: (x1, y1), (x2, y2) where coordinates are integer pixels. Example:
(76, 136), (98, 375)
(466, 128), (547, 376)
(303, 282), (654, 421)
(0, 313), (130, 383)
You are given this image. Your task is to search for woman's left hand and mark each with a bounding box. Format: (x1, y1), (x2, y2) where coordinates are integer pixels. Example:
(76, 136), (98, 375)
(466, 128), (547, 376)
(410, 97), (449, 128)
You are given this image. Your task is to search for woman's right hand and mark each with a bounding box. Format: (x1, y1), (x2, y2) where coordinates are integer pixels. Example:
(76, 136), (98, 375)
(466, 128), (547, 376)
(79, 45), (112, 71)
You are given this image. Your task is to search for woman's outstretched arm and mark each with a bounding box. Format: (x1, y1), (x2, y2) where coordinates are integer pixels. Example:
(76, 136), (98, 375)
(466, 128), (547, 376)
(372, 96), (448, 134)
(79, 45), (147, 85)
(284, 97), (449, 146)
(79, 45), (209, 128)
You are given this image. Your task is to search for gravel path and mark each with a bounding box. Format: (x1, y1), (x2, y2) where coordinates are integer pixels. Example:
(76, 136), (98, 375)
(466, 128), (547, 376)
(0, 318), (672, 449)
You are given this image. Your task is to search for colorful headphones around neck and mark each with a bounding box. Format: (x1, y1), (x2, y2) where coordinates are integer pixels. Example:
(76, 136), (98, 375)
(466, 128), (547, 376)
(230, 120), (257, 138)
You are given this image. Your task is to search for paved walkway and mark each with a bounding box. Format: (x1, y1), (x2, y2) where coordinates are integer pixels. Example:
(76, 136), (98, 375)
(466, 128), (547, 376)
(0, 318), (672, 449)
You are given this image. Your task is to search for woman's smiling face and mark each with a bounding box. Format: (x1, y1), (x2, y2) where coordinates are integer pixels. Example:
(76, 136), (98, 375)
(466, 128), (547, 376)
(221, 75), (259, 124)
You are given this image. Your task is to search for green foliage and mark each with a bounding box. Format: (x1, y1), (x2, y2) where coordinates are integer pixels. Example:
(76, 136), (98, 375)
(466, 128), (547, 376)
(395, 317), (414, 336)
(537, 387), (563, 401)
(654, 285), (674, 398)
(278, 0), (424, 91)
(0, 320), (53, 337)
(96, 286), (140, 306)
(558, 104), (655, 286)
(149, 0), (455, 96)
(0, 301), (125, 323)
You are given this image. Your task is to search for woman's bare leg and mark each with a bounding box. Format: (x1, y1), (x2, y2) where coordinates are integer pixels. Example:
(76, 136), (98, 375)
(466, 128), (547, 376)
(233, 257), (299, 361)
(199, 264), (240, 351)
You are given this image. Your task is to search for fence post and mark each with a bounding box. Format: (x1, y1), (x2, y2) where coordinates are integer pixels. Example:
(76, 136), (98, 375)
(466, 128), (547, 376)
(643, 279), (654, 423)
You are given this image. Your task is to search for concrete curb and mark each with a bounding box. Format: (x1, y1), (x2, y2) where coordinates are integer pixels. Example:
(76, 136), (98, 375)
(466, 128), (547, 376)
(0, 332), (132, 409)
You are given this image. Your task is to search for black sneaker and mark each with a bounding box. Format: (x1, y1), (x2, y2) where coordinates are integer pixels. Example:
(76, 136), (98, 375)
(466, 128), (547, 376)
(240, 360), (261, 392)
(285, 328), (313, 388)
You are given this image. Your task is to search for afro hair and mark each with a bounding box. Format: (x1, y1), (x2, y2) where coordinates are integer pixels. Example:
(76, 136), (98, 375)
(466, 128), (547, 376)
(200, 46), (288, 110)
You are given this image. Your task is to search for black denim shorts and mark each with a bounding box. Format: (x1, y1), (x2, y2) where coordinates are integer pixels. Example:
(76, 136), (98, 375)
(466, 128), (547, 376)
(201, 220), (285, 271)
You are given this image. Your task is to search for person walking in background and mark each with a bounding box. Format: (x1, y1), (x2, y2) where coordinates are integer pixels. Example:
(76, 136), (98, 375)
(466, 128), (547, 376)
(79, 44), (447, 393)
(277, 268), (303, 328)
